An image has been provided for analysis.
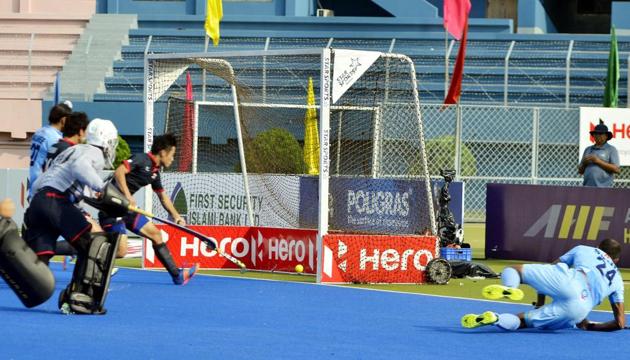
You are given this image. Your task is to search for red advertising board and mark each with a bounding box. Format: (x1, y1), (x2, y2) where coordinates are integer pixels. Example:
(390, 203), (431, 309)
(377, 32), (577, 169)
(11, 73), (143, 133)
(144, 226), (438, 283)
(144, 225), (318, 274)
(321, 234), (439, 283)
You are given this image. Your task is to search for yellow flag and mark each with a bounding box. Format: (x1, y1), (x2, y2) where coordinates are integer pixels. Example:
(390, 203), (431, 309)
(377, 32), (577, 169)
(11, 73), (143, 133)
(205, 0), (223, 47)
(303, 77), (320, 175)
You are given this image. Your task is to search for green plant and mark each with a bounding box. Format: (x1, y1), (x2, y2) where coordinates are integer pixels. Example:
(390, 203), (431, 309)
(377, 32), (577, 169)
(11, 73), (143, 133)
(421, 136), (477, 177)
(236, 128), (306, 174)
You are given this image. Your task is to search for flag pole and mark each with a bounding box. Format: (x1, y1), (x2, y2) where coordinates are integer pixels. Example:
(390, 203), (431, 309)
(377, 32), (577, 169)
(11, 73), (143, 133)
(445, 29), (449, 95)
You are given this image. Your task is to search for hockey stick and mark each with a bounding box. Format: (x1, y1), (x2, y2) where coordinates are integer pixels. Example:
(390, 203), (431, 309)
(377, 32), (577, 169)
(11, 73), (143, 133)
(127, 206), (247, 273)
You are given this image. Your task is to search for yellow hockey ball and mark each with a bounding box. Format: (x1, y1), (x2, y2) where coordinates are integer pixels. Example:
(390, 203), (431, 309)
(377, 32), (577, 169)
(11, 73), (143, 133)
(295, 264), (304, 273)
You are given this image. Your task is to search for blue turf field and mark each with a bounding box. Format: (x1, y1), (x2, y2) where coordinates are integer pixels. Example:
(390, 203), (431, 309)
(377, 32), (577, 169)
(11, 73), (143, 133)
(1, 263), (628, 359)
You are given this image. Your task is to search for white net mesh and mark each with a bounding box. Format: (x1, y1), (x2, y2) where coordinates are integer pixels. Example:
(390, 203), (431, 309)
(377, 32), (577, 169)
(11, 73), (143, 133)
(146, 49), (436, 235)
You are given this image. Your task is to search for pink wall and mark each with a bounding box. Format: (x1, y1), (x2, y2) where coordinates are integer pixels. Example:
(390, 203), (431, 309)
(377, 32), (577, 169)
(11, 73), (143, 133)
(0, 100), (41, 139)
(0, 99), (42, 168)
(0, 0), (95, 16)
(0, 138), (30, 168)
(0, 0), (95, 155)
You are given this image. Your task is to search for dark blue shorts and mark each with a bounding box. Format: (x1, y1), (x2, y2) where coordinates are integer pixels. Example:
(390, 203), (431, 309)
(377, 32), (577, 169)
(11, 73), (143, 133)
(99, 212), (150, 236)
(24, 187), (92, 256)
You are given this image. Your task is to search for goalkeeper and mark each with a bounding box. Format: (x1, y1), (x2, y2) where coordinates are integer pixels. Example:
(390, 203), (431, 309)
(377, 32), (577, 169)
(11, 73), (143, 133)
(98, 133), (197, 285)
(462, 239), (625, 331)
(18, 119), (121, 314)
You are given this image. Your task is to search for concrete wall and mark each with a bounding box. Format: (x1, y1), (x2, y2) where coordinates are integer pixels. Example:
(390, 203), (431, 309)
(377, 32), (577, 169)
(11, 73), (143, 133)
(517, 0), (556, 34)
(425, 0), (487, 18)
(0, 0), (95, 16)
(97, 0), (315, 17)
(613, 1), (630, 36)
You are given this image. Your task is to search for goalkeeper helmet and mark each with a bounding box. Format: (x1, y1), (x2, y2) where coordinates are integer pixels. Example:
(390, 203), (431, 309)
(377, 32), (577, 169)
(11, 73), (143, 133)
(86, 118), (119, 169)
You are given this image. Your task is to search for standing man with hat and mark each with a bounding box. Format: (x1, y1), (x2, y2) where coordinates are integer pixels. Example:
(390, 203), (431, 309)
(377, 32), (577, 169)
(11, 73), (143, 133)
(578, 119), (620, 187)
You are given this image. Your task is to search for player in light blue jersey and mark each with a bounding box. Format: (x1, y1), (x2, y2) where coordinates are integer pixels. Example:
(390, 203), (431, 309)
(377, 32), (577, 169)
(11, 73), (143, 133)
(462, 239), (625, 331)
(28, 103), (72, 198)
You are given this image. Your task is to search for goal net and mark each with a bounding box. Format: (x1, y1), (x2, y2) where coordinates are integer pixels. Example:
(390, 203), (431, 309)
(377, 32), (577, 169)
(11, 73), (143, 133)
(144, 49), (438, 283)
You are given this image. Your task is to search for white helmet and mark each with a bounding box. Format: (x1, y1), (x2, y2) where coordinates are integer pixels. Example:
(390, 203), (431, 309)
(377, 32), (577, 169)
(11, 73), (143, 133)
(86, 118), (119, 169)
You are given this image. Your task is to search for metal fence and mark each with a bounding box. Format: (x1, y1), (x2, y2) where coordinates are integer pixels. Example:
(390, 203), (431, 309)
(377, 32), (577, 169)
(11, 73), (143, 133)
(421, 104), (630, 222)
(101, 35), (630, 108)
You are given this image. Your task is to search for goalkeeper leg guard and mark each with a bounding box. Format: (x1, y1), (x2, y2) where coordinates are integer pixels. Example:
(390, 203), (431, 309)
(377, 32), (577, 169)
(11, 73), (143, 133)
(0, 218), (55, 308)
(60, 232), (120, 315)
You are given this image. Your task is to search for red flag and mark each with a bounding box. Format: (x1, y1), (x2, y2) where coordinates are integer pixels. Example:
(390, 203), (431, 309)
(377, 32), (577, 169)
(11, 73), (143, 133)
(178, 71), (194, 171)
(444, 17), (469, 105)
(444, 0), (471, 40)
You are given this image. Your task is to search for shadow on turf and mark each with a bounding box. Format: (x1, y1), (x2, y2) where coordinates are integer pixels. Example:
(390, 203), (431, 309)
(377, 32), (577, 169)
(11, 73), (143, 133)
(0, 305), (61, 315)
(412, 324), (567, 334)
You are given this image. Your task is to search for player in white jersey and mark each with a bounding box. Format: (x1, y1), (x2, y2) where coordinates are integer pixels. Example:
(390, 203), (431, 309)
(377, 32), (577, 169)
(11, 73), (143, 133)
(26, 118), (119, 263)
(17, 119), (122, 314)
(461, 239), (625, 331)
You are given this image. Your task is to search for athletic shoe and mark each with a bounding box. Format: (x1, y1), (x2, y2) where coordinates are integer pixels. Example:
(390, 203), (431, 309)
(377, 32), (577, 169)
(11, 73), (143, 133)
(482, 284), (524, 301)
(173, 263), (199, 285)
(461, 311), (498, 329)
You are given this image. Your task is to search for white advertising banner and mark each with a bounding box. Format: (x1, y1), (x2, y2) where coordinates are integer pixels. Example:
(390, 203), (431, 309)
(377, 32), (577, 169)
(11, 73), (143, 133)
(331, 49), (381, 104)
(579, 107), (630, 165)
(155, 173), (301, 228)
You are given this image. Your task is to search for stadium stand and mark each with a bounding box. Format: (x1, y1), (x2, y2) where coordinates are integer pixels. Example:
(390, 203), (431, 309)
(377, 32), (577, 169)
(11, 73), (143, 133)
(0, 0), (95, 167)
(88, 15), (627, 108)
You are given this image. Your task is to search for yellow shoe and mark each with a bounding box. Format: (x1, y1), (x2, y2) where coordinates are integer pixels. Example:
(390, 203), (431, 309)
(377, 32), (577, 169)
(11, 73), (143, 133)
(461, 311), (499, 329)
(482, 284), (524, 301)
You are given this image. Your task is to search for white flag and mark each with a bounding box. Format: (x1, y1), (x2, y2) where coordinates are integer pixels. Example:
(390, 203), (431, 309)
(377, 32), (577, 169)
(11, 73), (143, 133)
(332, 49), (381, 104)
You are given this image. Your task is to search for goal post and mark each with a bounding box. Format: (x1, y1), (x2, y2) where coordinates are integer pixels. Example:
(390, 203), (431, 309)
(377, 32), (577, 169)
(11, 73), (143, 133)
(143, 48), (438, 283)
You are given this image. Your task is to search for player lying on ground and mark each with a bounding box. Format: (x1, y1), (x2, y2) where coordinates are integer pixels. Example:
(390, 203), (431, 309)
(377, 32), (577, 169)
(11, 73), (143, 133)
(99, 133), (197, 285)
(462, 238), (625, 331)
(19, 119), (122, 314)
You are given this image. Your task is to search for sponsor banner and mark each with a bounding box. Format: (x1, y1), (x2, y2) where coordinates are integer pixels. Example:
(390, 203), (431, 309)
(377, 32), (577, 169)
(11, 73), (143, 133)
(332, 50), (381, 104)
(125, 238), (143, 259)
(144, 224), (439, 283)
(321, 234), (439, 283)
(144, 225), (318, 273)
(299, 177), (464, 234)
(159, 173), (301, 228)
(486, 183), (630, 267)
(579, 107), (630, 165)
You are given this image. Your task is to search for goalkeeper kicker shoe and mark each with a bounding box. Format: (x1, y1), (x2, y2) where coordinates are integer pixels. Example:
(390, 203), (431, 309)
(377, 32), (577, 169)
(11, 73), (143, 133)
(482, 284), (524, 301)
(173, 263), (199, 285)
(461, 311), (499, 329)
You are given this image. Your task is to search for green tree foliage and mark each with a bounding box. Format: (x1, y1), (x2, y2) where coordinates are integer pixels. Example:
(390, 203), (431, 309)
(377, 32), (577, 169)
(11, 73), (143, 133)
(237, 128), (306, 174)
(113, 135), (131, 170)
(422, 136), (477, 177)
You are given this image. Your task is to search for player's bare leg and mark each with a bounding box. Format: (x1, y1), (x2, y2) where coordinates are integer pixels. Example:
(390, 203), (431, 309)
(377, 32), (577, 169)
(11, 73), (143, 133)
(115, 233), (128, 258)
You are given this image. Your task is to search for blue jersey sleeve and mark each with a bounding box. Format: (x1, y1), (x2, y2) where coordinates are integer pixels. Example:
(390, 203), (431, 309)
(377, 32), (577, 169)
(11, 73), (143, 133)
(558, 246), (580, 266)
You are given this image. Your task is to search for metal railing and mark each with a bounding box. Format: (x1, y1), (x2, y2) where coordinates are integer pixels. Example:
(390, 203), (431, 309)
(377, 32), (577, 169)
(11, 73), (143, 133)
(421, 103), (630, 222)
(99, 36), (630, 107)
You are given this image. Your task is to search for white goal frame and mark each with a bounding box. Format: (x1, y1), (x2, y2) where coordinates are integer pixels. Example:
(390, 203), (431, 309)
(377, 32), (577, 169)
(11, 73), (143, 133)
(143, 49), (436, 282)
